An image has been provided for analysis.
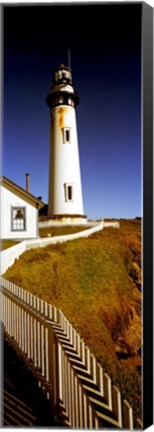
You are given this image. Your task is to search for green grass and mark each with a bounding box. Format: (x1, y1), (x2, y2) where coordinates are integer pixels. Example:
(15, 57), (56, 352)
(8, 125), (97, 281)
(4, 219), (142, 420)
(1, 240), (19, 251)
(39, 225), (90, 237)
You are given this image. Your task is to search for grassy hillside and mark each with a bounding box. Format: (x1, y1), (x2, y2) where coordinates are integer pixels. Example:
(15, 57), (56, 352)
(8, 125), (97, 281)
(1, 240), (19, 251)
(39, 225), (90, 237)
(4, 219), (142, 419)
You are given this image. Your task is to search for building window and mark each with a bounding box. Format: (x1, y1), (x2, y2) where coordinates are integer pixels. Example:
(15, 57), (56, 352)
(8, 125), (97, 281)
(64, 184), (74, 202)
(11, 207), (26, 231)
(62, 127), (71, 144)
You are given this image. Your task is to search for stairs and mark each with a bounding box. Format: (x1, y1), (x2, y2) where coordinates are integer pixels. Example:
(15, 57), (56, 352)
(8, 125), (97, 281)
(2, 339), (56, 427)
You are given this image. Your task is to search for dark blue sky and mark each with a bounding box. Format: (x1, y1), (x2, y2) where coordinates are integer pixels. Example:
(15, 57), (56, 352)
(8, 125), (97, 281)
(3, 4), (142, 219)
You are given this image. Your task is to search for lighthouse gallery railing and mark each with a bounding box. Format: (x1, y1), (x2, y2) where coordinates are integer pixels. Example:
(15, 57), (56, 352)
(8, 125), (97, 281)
(1, 277), (142, 429)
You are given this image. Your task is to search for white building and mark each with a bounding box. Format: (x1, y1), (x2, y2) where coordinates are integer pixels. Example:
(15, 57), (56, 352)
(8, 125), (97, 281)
(46, 64), (87, 224)
(0, 176), (44, 239)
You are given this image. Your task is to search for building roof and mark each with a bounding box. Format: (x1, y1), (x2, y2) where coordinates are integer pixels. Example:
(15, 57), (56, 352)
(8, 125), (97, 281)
(0, 176), (44, 209)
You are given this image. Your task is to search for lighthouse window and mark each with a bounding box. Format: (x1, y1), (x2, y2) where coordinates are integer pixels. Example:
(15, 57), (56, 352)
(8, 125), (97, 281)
(68, 186), (72, 200)
(64, 184), (74, 202)
(62, 127), (71, 144)
(66, 130), (70, 142)
(68, 98), (74, 106)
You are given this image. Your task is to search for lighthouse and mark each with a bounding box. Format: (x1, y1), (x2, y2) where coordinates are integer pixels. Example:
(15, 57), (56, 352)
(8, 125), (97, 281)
(46, 64), (86, 223)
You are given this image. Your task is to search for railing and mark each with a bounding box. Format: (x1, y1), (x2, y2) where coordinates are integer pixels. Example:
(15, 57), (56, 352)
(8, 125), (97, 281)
(1, 277), (142, 429)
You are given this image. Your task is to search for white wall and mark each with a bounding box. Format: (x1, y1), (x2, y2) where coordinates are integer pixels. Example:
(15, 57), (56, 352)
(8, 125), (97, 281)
(38, 220), (94, 228)
(0, 185), (38, 239)
(104, 221), (120, 229)
(0, 241), (27, 275)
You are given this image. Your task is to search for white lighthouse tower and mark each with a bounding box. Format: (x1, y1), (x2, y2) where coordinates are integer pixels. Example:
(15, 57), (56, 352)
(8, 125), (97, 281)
(46, 64), (86, 224)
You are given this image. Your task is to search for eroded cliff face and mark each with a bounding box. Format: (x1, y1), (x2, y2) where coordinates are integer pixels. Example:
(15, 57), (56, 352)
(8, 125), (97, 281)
(115, 223), (141, 359)
(115, 305), (141, 358)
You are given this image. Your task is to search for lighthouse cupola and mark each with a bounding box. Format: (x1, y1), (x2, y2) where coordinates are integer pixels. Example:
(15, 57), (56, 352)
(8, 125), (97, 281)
(46, 64), (79, 109)
(47, 64), (86, 224)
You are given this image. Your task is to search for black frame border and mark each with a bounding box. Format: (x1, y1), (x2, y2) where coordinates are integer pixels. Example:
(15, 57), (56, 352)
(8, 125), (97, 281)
(142, 2), (153, 429)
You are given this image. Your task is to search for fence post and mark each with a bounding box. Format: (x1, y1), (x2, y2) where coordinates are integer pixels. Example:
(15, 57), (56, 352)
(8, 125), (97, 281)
(123, 399), (133, 429)
(85, 346), (91, 374)
(48, 325), (59, 423)
(96, 363), (104, 396)
(90, 353), (97, 384)
(112, 385), (122, 428)
(104, 373), (112, 410)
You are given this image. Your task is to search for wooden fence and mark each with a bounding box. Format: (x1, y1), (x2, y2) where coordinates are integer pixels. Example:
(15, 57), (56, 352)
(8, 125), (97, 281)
(1, 277), (142, 429)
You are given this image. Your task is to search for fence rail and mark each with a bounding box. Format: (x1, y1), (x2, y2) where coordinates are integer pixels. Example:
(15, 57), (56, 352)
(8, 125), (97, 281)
(1, 277), (142, 429)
